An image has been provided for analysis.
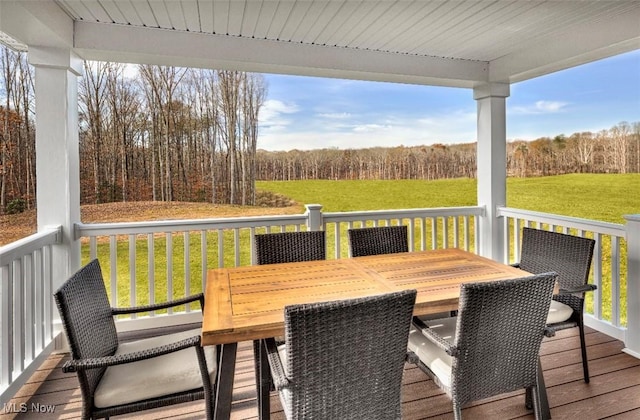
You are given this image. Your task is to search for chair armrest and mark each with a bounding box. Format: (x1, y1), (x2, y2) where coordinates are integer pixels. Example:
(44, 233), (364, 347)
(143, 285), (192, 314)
(411, 318), (458, 357)
(112, 293), (205, 315)
(558, 284), (597, 294)
(263, 338), (290, 391)
(62, 335), (201, 373)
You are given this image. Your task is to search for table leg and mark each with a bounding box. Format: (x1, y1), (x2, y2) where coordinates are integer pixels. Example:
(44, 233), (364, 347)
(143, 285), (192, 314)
(536, 358), (551, 420)
(214, 342), (238, 420)
(255, 339), (271, 420)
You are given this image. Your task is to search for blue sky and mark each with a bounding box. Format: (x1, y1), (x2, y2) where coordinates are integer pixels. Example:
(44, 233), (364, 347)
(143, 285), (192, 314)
(258, 49), (640, 151)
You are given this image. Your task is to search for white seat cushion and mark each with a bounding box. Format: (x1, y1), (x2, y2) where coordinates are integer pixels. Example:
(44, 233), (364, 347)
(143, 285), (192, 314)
(407, 317), (457, 390)
(546, 300), (574, 324)
(94, 328), (216, 408)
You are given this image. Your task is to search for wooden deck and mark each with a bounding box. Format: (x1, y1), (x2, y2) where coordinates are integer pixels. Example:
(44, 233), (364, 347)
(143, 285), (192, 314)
(2, 327), (639, 419)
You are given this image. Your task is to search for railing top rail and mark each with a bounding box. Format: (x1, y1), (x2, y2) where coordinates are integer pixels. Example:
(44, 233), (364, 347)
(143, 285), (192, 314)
(498, 207), (625, 237)
(323, 206), (484, 223)
(0, 226), (62, 266)
(74, 214), (309, 238)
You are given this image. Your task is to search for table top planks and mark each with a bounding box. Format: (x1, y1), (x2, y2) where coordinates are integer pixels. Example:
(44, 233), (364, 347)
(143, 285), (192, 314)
(202, 248), (531, 346)
(354, 249), (531, 316)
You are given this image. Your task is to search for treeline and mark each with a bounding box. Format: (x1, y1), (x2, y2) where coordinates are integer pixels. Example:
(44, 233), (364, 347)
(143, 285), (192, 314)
(256, 124), (640, 181)
(256, 143), (477, 180)
(0, 46), (266, 213)
(1, 45), (639, 215)
(80, 63), (265, 206)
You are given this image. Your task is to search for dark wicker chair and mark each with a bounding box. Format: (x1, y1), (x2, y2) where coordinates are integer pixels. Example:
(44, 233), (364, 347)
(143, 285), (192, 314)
(263, 289), (417, 419)
(54, 259), (217, 420)
(408, 273), (557, 420)
(255, 230), (326, 264)
(513, 227), (596, 383)
(347, 225), (409, 257)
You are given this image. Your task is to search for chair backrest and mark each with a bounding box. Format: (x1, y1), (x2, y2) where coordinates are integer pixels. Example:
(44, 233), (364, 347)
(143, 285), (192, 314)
(518, 227), (595, 311)
(348, 225), (409, 257)
(54, 259), (118, 399)
(283, 289), (416, 419)
(254, 230), (326, 265)
(452, 273), (557, 407)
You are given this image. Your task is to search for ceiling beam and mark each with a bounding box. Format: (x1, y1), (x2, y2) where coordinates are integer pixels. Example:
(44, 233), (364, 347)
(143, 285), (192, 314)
(73, 21), (488, 88)
(0, 1), (73, 49)
(490, 10), (640, 83)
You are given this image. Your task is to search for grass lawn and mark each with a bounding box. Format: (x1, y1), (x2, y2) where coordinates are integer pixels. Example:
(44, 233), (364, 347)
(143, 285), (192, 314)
(257, 173), (640, 224)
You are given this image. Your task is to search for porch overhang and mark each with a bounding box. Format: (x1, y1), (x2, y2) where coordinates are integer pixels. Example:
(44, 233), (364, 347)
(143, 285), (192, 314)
(1, 1), (638, 88)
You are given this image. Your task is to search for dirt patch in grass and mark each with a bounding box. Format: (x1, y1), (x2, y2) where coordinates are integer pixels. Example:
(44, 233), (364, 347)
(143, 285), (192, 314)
(1, 197), (303, 246)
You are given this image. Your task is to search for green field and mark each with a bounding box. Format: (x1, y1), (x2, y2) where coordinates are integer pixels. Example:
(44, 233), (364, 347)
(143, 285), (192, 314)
(88, 174), (639, 323)
(257, 173), (640, 224)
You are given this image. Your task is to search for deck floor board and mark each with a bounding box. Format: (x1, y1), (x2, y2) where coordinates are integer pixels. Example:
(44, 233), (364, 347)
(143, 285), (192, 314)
(2, 327), (639, 420)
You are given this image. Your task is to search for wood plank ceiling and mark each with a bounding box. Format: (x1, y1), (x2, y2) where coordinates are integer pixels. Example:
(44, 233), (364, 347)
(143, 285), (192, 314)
(55, 0), (638, 62)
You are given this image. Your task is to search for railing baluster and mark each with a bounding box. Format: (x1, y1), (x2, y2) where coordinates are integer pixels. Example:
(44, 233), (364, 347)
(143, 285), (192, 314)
(184, 231), (191, 312)
(407, 218), (415, 252)
(34, 250), (43, 352)
(430, 217), (437, 250)
(334, 222), (341, 259)
(109, 236), (117, 305)
(148, 233), (155, 312)
(442, 217), (449, 249)
(129, 234), (136, 318)
(611, 236), (621, 327)
(90, 236), (97, 259)
(43, 245), (53, 341)
(593, 233), (603, 319)
(513, 219), (522, 264)
(453, 216), (459, 248)
(250, 227), (256, 265)
(166, 232), (173, 314)
(463, 215), (470, 251)
(1, 262), (13, 388)
(14, 259), (24, 374)
(24, 254), (34, 362)
(234, 229), (241, 267)
(218, 230), (224, 268)
(200, 230), (207, 291)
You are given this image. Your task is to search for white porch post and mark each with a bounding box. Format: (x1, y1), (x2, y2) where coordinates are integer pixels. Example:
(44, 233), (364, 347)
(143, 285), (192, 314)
(28, 47), (82, 294)
(623, 214), (640, 359)
(305, 204), (324, 231)
(474, 82), (510, 261)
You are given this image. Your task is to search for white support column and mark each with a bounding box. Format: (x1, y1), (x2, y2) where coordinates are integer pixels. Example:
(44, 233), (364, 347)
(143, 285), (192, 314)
(623, 214), (640, 359)
(474, 82), (510, 261)
(28, 47), (82, 295)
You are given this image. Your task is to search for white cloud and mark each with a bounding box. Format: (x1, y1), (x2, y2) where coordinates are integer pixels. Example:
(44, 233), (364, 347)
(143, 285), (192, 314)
(259, 99), (300, 130)
(511, 100), (569, 114)
(353, 124), (393, 132)
(257, 109), (478, 151)
(317, 112), (352, 119)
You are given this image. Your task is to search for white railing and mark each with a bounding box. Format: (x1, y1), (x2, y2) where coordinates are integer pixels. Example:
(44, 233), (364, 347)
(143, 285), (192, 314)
(0, 226), (61, 406)
(498, 207), (627, 340)
(322, 206), (483, 258)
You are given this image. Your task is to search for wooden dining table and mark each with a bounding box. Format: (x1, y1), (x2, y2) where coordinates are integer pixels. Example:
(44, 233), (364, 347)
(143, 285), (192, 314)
(202, 248), (552, 419)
